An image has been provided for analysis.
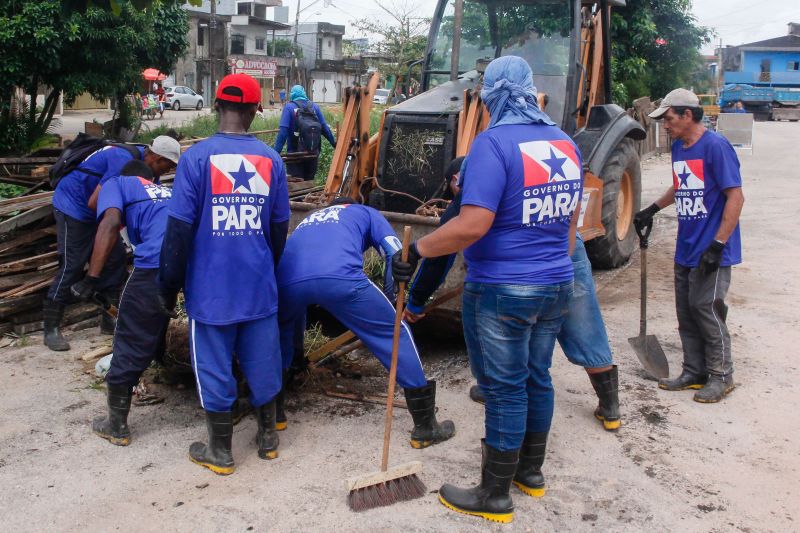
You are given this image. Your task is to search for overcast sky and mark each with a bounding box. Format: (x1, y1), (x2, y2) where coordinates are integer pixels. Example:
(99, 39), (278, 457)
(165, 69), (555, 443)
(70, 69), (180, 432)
(289, 0), (798, 54)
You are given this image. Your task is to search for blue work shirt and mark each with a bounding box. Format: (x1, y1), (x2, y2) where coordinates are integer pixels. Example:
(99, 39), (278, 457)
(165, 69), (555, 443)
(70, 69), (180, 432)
(461, 124), (583, 285)
(53, 145), (146, 222)
(97, 174), (171, 269)
(168, 133), (290, 325)
(277, 204), (400, 288)
(273, 100), (336, 153)
(671, 130), (743, 267)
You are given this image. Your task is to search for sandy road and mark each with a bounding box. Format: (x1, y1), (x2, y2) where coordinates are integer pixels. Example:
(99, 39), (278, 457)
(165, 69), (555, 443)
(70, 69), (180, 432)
(1, 121), (798, 532)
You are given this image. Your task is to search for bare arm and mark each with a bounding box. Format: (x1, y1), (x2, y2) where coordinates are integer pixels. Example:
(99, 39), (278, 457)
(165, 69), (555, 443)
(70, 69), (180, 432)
(416, 205), (495, 257)
(653, 186), (675, 210)
(87, 209), (122, 277)
(88, 184), (102, 212)
(569, 200), (580, 255)
(716, 187), (744, 243)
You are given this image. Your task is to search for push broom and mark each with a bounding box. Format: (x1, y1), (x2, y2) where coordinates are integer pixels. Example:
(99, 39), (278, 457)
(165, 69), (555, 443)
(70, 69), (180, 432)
(346, 226), (426, 512)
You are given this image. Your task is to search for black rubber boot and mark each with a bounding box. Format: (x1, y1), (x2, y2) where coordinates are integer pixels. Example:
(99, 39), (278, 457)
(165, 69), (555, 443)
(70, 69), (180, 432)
(658, 371), (708, 391)
(469, 384), (485, 404)
(403, 380), (455, 448)
(693, 375), (735, 403)
(439, 440), (519, 524)
(255, 400), (280, 459)
(513, 431), (547, 497)
(189, 411), (235, 475)
(99, 293), (119, 335)
(588, 366), (621, 430)
(92, 384), (132, 446)
(43, 299), (70, 351)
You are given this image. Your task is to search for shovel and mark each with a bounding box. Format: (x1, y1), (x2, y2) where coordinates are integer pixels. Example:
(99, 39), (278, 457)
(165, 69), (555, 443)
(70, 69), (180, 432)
(628, 222), (669, 380)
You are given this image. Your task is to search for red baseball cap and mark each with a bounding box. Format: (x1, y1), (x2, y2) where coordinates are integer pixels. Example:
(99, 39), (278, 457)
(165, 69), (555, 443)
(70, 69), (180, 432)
(216, 73), (261, 104)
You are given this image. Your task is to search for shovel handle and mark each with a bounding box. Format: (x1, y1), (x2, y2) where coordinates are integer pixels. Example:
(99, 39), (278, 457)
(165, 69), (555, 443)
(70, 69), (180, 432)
(635, 220), (653, 249)
(381, 226), (412, 472)
(639, 246), (647, 337)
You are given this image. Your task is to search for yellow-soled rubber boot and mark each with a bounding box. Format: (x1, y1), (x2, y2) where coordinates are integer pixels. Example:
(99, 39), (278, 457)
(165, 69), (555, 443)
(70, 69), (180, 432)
(92, 384), (132, 446)
(275, 374), (288, 431)
(512, 431), (547, 498)
(404, 380), (455, 449)
(255, 400), (279, 459)
(189, 411), (235, 475)
(588, 366), (621, 431)
(658, 371), (708, 391)
(438, 440), (518, 524)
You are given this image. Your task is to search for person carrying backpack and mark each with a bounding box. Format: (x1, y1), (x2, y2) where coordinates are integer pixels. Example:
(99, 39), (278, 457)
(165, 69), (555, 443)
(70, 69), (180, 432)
(274, 84), (336, 180)
(44, 135), (180, 352)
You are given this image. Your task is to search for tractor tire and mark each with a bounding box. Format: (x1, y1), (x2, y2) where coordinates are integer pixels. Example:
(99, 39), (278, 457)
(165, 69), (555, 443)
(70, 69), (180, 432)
(585, 137), (641, 269)
(173, 100), (181, 111)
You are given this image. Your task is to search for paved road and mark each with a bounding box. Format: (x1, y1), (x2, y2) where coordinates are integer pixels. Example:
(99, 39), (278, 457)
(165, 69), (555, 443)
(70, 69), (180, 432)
(0, 121), (797, 531)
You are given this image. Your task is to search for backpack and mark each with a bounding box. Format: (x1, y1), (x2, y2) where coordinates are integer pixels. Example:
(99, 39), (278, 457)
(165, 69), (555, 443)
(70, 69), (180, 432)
(49, 133), (144, 189)
(293, 100), (322, 153)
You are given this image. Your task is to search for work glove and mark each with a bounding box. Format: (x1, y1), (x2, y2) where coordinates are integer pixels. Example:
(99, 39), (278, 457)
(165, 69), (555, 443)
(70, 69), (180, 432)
(698, 240), (725, 276)
(70, 275), (100, 302)
(156, 291), (179, 319)
(391, 242), (421, 284)
(633, 203), (661, 233)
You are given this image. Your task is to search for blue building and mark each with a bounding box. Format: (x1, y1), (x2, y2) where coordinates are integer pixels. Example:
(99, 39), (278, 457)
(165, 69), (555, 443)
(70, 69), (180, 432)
(719, 23), (800, 119)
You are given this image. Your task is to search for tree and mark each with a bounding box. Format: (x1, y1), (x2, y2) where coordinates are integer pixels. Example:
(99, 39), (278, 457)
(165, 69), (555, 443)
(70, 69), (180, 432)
(352, 1), (430, 90)
(610, 0), (711, 106)
(60, 0), (201, 16)
(0, 0), (188, 153)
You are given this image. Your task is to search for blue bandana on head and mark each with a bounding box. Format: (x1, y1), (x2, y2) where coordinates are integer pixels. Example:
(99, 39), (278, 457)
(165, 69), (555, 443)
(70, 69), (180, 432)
(480, 56), (555, 128)
(289, 85), (308, 102)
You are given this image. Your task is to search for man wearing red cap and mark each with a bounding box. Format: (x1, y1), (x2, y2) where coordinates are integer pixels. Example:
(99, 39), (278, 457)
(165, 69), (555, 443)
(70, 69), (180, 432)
(157, 73), (290, 474)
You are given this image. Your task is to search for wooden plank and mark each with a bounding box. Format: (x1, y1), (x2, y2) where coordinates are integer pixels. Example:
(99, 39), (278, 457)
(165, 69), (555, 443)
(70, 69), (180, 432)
(0, 157), (57, 165)
(307, 330), (356, 363)
(0, 268), (56, 293)
(0, 251), (58, 274)
(0, 228), (54, 255)
(0, 191), (53, 207)
(0, 293), (42, 319)
(0, 205), (53, 234)
(81, 344), (113, 362)
(1, 276), (53, 298)
(0, 197), (52, 217)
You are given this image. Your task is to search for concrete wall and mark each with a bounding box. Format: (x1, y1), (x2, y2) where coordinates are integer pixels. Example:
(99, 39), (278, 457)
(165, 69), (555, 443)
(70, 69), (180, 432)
(742, 50), (800, 73)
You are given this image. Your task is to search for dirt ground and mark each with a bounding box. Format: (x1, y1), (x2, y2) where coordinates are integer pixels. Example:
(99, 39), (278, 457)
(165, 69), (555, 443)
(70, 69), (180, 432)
(1, 122), (798, 532)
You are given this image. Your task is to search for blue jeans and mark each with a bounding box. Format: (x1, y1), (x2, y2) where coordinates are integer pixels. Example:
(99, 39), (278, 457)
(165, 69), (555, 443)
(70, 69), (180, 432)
(557, 236), (613, 368)
(463, 281), (573, 451)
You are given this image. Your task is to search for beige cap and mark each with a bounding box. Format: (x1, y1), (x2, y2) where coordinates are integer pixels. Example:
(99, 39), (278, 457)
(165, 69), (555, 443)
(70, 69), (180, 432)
(648, 88), (700, 119)
(150, 135), (181, 164)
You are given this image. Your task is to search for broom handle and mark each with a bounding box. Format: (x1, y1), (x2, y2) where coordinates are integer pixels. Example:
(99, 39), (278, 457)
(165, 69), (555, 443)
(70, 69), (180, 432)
(381, 226), (412, 472)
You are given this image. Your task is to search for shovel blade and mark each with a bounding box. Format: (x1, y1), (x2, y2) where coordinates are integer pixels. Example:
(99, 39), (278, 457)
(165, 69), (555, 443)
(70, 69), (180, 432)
(628, 334), (669, 380)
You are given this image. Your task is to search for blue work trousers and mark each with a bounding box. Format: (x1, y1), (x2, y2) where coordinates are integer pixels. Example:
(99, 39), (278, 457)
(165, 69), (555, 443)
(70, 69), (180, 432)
(189, 315), (282, 413)
(464, 281), (573, 451)
(557, 236), (613, 368)
(278, 276), (428, 389)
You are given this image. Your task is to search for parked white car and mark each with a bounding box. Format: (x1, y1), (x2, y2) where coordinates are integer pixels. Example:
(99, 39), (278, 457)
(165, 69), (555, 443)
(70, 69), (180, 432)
(373, 89), (391, 105)
(164, 86), (203, 111)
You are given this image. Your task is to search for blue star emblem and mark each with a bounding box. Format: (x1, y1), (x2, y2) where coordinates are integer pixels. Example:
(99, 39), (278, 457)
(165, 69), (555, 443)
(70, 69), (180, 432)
(542, 147), (567, 181)
(677, 167), (691, 188)
(230, 161), (255, 192)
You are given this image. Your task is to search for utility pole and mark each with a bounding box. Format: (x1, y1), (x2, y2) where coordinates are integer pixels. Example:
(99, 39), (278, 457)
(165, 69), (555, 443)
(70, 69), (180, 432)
(450, 0), (463, 81)
(290, 0), (301, 86)
(209, 0), (218, 93)
(717, 37), (723, 96)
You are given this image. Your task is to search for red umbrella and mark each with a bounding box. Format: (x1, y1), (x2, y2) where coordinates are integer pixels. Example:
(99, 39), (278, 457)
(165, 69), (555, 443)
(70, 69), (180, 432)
(142, 68), (167, 81)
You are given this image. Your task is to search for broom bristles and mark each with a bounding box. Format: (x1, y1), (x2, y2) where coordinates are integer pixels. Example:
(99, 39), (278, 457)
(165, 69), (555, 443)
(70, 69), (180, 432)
(347, 474), (426, 512)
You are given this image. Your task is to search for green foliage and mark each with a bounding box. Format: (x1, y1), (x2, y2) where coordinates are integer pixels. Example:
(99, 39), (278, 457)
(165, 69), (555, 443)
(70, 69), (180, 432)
(0, 0), (188, 154)
(60, 0), (201, 16)
(611, 0), (710, 106)
(272, 39), (303, 59)
(0, 184), (26, 199)
(352, 2), (430, 85)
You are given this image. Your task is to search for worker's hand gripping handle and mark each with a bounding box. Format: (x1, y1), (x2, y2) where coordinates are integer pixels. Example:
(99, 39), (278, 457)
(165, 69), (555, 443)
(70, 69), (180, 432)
(381, 226), (412, 472)
(635, 218), (653, 249)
